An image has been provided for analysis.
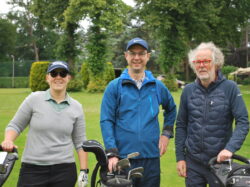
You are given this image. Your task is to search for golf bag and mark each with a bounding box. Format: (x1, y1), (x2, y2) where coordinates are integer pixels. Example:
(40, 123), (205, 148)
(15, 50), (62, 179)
(82, 140), (142, 187)
(0, 146), (18, 186)
(209, 154), (250, 187)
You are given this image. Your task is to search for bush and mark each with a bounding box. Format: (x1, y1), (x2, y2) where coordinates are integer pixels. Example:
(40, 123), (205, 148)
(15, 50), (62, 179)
(29, 61), (49, 91)
(67, 79), (83, 92)
(0, 77), (29, 88)
(228, 74), (235, 81)
(103, 62), (115, 84)
(221, 66), (237, 78)
(80, 62), (89, 89)
(242, 77), (250, 85)
(161, 75), (178, 92)
(87, 62), (115, 93)
(87, 77), (107, 93)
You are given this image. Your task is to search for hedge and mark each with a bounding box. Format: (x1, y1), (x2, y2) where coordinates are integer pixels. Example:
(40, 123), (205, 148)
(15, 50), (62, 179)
(29, 61), (50, 92)
(0, 77), (29, 88)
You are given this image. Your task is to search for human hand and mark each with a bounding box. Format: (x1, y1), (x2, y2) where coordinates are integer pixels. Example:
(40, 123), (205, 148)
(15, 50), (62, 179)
(108, 157), (119, 173)
(158, 135), (170, 156)
(177, 160), (187, 177)
(78, 170), (88, 187)
(217, 149), (233, 162)
(1, 140), (17, 152)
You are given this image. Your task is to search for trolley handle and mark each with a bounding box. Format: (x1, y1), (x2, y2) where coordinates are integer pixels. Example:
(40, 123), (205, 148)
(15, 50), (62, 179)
(209, 154), (250, 166)
(0, 145), (18, 154)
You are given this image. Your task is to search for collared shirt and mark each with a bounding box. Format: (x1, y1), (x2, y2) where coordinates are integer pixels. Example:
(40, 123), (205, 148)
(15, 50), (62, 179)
(132, 73), (145, 89)
(45, 89), (70, 112)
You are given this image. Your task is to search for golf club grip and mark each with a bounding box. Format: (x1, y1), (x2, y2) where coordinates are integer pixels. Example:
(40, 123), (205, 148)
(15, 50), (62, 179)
(208, 156), (217, 166)
(232, 154), (250, 164)
(81, 140), (108, 166)
(0, 145), (18, 153)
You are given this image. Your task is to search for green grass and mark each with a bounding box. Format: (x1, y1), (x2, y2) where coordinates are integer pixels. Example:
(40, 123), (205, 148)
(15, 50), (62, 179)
(0, 85), (249, 187)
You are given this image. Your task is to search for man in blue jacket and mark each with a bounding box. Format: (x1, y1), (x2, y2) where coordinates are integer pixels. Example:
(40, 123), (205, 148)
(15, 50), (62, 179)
(175, 42), (249, 187)
(100, 37), (176, 187)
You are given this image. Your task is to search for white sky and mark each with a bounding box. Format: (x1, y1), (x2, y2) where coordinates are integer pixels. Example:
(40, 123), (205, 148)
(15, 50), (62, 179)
(0, 0), (12, 14)
(0, 0), (135, 14)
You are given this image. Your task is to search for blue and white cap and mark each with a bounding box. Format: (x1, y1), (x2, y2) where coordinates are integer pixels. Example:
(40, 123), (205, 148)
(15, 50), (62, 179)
(126, 37), (149, 51)
(47, 61), (69, 73)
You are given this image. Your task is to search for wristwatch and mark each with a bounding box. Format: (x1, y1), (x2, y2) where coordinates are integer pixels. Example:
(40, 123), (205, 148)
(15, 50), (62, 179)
(80, 169), (89, 173)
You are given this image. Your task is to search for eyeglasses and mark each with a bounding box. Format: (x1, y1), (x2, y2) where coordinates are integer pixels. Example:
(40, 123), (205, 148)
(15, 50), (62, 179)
(127, 51), (148, 57)
(192, 59), (212, 66)
(50, 70), (68, 78)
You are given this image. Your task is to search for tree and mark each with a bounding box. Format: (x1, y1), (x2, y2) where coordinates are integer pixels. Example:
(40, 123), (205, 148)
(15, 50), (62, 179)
(64, 0), (130, 91)
(135, 0), (250, 74)
(0, 18), (17, 61)
(31, 0), (78, 70)
(6, 0), (59, 62)
(65, 0), (130, 73)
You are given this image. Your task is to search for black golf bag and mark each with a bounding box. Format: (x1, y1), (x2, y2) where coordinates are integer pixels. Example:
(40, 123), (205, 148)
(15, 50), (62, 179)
(82, 140), (137, 187)
(0, 146), (18, 186)
(209, 154), (250, 187)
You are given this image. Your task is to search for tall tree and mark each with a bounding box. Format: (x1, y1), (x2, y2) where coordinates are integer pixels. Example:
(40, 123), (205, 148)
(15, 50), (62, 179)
(135, 0), (250, 74)
(0, 18), (17, 61)
(7, 0), (40, 61)
(0, 18), (17, 77)
(64, 0), (130, 76)
(6, 0), (59, 62)
(63, 0), (130, 91)
(31, 0), (78, 70)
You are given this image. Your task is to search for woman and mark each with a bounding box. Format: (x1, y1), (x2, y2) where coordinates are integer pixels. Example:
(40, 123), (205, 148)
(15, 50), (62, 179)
(1, 61), (88, 187)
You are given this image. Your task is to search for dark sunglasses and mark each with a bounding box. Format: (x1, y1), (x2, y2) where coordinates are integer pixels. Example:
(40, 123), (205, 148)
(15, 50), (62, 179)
(50, 70), (68, 78)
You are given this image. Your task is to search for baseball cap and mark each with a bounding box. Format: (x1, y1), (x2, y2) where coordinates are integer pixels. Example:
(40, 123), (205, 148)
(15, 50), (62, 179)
(126, 37), (149, 51)
(47, 61), (69, 73)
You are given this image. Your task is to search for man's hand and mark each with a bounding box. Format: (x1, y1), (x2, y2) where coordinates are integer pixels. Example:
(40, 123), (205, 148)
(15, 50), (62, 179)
(78, 170), (88, 187)
(217, 149), (233, 162)
(177, 160), (187, 177)
(108, 157), (119, 173)
(158, 135), (170, 156)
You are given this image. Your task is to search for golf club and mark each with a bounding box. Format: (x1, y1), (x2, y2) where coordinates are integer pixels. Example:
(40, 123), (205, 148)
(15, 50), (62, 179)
(116, 158), (130, 174)
(127, 152), (139, 159)
(127, 167), (144, 180)
(129, 172), (143, 180)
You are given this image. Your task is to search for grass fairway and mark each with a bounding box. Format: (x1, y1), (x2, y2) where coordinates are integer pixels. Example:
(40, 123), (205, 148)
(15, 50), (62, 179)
(0, 85), (249, 187)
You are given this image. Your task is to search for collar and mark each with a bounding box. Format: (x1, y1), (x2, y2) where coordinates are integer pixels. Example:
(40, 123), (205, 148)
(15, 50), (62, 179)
(45, 89), (70, 104)
(132, 72), (145, 82)
(120, 69), (155, 82)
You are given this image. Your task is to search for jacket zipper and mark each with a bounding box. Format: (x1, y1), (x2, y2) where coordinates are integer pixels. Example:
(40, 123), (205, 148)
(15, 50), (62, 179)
(202, 93), (208, 153)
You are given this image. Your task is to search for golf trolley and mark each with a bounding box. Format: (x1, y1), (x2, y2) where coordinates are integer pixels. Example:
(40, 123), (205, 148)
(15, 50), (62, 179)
(0, 146), (18, 186)
(82, 140), (143, 187)
(209, 154), (250, 187)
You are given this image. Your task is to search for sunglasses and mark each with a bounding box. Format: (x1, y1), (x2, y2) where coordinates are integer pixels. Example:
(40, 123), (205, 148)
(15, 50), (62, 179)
(50, 70), (68, 78)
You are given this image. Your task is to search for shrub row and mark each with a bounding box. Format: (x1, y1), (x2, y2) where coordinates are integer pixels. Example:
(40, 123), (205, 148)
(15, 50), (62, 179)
(29, 61), (115, 92)
(29, 61), (84, 92)
(0, 77), (29, 88)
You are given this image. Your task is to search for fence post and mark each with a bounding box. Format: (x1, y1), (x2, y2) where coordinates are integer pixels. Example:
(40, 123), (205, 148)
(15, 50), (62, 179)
(11, 55), (15, 88)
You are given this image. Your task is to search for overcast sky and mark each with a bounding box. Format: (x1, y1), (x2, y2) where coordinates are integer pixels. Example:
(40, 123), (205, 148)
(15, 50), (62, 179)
(0, 0), (135, 14)
(0, 0), (12, 14)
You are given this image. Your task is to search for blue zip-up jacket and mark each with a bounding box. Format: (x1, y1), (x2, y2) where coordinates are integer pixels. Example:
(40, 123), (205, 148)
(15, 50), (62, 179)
(175, 71), (249, 165)
(100, 69), (176, 159)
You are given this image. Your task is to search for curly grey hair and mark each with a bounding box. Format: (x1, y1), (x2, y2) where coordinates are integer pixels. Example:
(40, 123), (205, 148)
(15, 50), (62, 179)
(188, 42), (224, 70)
